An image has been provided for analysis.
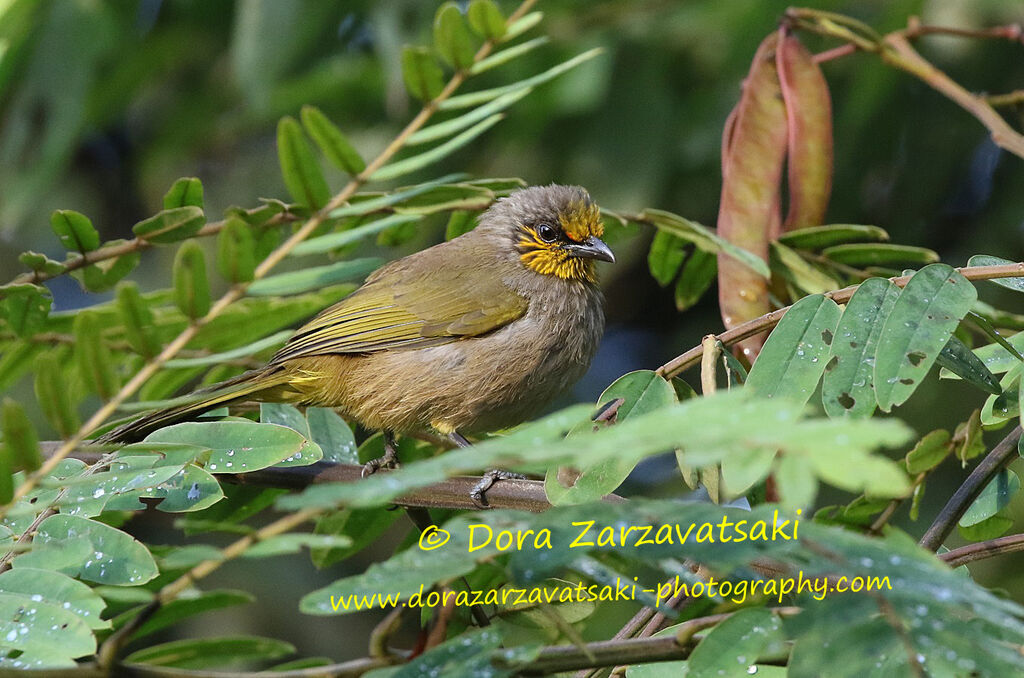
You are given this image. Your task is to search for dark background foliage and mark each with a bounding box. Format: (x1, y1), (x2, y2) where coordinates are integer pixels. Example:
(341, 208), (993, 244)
(1, 0), (1022, 662)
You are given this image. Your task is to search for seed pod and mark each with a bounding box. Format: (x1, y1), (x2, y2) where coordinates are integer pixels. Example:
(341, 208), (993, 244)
(716, 32), (787, 362)
(777, 29), (833, 229)
(74, 312), (119, 400)
(35, 351), (80, 438)
(173, 240), (211, 320)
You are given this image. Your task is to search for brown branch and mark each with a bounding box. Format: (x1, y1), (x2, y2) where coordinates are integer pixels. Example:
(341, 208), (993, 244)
(919, 425), (1023, 551)
(940, 533), (1024, 568)
(656, 261), (1024, 378)
(788, 8), (1024, 158)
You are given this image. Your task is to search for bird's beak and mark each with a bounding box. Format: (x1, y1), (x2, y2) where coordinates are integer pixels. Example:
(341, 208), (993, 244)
(567, 236), (615, 263)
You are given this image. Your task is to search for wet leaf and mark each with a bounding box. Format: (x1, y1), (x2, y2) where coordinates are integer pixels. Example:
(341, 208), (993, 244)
(874, 264), (977, 412)
(960, 469), (1019, 527)
(935, 335), (1001, 395)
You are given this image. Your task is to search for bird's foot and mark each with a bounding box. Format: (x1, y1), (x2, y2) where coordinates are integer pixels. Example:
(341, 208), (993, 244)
(471, 469), (527, 509)
(361, 433), (400, 478)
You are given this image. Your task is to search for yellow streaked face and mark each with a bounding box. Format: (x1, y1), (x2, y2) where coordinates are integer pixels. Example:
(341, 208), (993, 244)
(517, 200), (614, 282)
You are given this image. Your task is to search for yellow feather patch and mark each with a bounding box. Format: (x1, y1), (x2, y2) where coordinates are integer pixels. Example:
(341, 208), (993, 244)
(558, 199), (603, 242)
(518, 235), (596, 282)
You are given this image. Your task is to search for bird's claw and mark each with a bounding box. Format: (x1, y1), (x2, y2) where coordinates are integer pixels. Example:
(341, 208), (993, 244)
(361, 443), (400, 478)
(470, 469), (527, 509)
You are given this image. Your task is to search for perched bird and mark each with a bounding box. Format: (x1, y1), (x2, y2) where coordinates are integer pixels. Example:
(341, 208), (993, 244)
(98, 185), (613, 504)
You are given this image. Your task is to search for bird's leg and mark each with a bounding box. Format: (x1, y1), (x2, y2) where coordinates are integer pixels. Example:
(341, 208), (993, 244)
(449, 432), (527, 509)
(361, 431), (401, 478)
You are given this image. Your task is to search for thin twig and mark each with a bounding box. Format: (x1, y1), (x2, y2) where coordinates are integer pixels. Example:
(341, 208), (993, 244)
(919, 425), (1022, 551)
(940, 533), (1024, 568)
(656, 261), (1024, 378)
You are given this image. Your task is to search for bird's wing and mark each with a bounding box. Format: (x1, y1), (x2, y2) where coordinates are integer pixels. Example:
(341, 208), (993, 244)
(269, 257), (528, 362)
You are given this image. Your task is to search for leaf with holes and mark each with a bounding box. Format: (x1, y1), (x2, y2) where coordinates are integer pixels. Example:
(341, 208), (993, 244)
(746, 294), (841, 405)
(823, 278), (900, 417)
(873, 264), (977, 412)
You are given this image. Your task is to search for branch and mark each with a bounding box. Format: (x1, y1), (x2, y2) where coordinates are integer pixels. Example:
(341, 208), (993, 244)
(788, 8), (1024, 159)
(919, 425), (1022, 551)
(940, 533), (1024, 568)
(656, 261), (1024, 378)
(0, 0), (538, 521)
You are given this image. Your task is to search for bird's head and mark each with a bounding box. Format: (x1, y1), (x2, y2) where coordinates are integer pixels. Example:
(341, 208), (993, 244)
(484, 184), (614, 283)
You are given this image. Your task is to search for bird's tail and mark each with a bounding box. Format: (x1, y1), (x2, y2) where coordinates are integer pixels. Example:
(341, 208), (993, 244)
(95, 367), (293, 444)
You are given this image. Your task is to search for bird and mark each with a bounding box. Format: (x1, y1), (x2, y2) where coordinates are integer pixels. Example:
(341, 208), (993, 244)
(97, 184), (614, 505)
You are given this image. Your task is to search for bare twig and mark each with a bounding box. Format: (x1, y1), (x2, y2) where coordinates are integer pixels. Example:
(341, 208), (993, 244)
(940, 533), (1024, 568)
(656, 261), (1024, 378)
(919, 425), (1023, 551)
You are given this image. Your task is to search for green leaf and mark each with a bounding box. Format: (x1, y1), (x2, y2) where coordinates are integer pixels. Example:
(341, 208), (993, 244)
(124, 635), (295, 669)
(77, 246), (140, 292)
(822, 278), (900, 417)
(774, 451), (817, 508)
(401, 46), (445, 101)
(770, 241), (841, 295)
(0, 592), (95, 667)
(545, 371), (676, 506)
(959, 513), (1013, 542)
(292, 214), (421, 257)
(145, 421), (312, 474)
(124, 590), (254, 641)
(165, 330), (290, 368)
(49, 210), (99, 253)
(777, 224), (889, 250)
(277, 116), (331, 210)
(822, 243), (939, 267)
(0, 284), (51, 337)
(247, 257), (381, 296)
(647, 230), (687, 286)
(968, 254), (1024, 293)
(434, 2), (477, 70)
(18, 251), (66, 277)
(981, 366), (1021, 426)
(445, 210), (478, 240)
(0, 568), (109, 630)
(116, 282), (161, 359)
(307, 408), (358, 464)
(243, 534), (352, 558)
(173, 240), (211, 320)
(960, 469), (1020, 527)
(963, 331), (1024, 377)
(371, 114), (504, 182)
(441, 47), (602, 110)
(873, 264), (978, 412)
(638, 208), (770, 279)
(132, 206), (206, 244)
(503, 11), (543, 42)
(300, 105), (365, 175)
(905, 429), (951, 474)
(408, 89), (530, 146)
(163, 177), (204, 209)
(34, 352), (80, 438)
(17, 514), (158, 585)
(955, 409), (987, 462)
(688, 608), (785, 678)
(746, 294), (841, 404)
(216, 217), (256, 283)
(674, 247), (717, 311)
(1, 399), (42, 476)
(310, 508), (400, 568)
(935, 335), (1001, 395)
(467, 0), (506, 39)
(470, 36), (548, 75)
(73, 312), (119, 399)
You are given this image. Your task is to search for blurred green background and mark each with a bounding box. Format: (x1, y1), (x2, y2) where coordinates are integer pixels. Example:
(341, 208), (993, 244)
(1, 0), (1022, 662)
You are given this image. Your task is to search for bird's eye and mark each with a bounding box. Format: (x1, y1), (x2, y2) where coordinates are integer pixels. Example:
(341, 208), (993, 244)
(537, 223), (557, 243)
